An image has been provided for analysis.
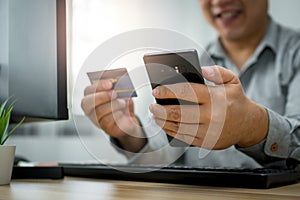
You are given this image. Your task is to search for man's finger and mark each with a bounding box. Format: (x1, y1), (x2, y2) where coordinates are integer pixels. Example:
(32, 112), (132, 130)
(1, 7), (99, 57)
(152, 83), (210, 104)
(81, 92), (116, 115)
(154, 118), (204, 137)
(201, 66), (240, 85)
(95, 99), (127, 122)
(84, 79), (113, 96)
(150, 104), (210, 124)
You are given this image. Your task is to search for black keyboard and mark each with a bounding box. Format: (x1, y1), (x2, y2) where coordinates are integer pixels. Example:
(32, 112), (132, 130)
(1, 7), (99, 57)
(60, 163), (300, 189)
(12, 166), (64, 180)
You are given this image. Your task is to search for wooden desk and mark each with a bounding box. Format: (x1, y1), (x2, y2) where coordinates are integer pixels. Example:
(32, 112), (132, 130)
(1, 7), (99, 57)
(1, 177), (300, 200)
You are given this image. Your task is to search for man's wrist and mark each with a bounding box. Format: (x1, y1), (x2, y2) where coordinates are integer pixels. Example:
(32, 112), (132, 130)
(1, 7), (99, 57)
(118, 128), (147, 153)
(116, 116), (147, 153)
(237, 101), (269, 148)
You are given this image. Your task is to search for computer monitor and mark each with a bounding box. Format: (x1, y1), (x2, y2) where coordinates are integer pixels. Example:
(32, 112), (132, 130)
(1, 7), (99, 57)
(0, 0), (68, 120)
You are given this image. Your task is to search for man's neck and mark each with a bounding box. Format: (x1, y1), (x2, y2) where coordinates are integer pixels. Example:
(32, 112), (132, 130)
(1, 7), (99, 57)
(221, 19), (269, 71)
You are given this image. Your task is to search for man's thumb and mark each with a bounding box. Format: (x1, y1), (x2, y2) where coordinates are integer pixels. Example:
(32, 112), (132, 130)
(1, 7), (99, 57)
(201, 66), (239, 85)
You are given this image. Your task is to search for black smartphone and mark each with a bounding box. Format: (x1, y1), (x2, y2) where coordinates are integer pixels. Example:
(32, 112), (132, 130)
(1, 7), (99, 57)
(143, 49), (204, 105)
(143, 49), (205, 146)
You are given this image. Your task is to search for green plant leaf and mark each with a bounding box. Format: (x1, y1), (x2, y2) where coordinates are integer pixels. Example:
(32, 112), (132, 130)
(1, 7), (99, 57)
(0, 98), (10, 117)
(0, 97), (24, 145)
(0, 106), (13, 145)
(0, 99), (14, 135)
(1, 117), (25, 145)
(0, 120), (6, 143)
(0, 112), (9, 143)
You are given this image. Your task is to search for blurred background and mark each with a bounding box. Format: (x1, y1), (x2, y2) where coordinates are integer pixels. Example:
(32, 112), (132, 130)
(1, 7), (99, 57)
(3, 0), (300, 163)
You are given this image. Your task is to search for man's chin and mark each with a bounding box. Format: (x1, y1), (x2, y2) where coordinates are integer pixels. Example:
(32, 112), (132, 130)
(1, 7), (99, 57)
(220, 31), (245, 42)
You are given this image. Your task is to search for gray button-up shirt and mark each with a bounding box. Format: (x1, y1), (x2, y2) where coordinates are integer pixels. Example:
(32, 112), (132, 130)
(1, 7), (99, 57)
(206, 18), (300, 166)
(112, 18), (300, 168)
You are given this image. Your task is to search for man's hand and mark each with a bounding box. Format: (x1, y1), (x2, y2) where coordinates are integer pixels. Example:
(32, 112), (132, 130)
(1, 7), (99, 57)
(149, 66), (269, 150)
(81, 79), (146, 152)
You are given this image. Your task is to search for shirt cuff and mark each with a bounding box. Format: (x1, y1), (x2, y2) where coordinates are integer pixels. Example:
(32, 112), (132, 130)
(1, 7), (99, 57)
(263, 109), (292, 158)
(237, 108), (293, 166)
(109, 135), (150, 163)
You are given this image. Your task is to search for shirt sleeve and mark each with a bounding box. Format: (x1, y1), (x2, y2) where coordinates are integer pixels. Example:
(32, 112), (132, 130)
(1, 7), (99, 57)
(264, 59), (300, 164)
(110, 123), (185, 165)
(237, 47), (300, 167)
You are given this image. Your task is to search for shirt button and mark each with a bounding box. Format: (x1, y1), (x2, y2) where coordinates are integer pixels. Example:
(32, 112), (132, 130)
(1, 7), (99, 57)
(271, 143), (278, 152)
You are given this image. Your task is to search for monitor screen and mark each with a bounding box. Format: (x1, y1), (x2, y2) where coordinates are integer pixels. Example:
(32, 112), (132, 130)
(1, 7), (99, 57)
(0, 0), (68, 120)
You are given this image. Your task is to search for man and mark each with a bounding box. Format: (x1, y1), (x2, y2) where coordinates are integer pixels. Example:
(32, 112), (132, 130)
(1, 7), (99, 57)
(81, 0), (300, 168)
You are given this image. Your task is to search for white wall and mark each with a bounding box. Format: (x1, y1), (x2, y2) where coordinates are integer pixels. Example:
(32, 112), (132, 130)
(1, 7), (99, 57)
(269, 0), (300, 30)
(70, 0), (300, 88)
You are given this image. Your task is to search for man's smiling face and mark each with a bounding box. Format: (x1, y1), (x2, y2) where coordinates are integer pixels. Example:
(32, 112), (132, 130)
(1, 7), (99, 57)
(199, 0), (269, 42)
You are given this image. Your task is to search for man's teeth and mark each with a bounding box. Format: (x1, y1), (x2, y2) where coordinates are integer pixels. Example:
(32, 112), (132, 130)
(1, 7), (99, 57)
(219, 12), (237, 18)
